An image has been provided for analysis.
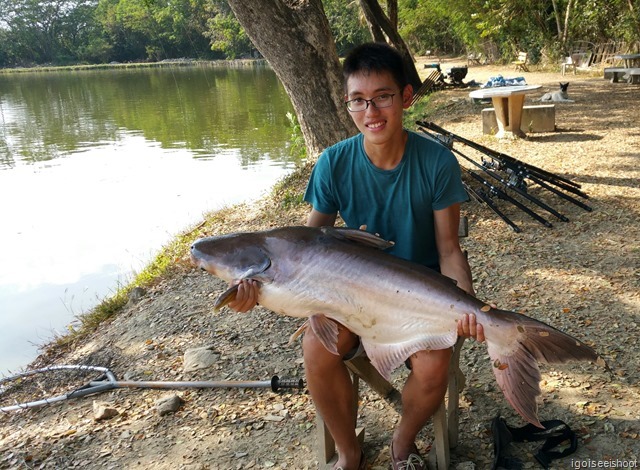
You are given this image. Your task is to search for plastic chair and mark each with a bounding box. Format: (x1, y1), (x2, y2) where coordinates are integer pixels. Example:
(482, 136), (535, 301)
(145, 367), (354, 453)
(561, 56), (576, 76)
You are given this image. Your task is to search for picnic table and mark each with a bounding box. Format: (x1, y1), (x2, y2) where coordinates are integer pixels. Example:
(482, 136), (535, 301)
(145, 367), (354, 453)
(615, 53), (640, 68)
(604, 54), (640, 84)
(469, 85), (542, 139)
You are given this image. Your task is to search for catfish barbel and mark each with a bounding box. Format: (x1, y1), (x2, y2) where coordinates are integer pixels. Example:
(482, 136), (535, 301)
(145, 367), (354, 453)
(190, 225), (604, 427)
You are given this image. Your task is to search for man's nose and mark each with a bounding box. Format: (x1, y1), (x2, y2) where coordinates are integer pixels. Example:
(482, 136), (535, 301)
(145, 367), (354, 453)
(364, 101), (381, 115)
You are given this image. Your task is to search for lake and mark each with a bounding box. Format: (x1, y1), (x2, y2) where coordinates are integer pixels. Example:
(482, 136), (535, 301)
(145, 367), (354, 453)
(0, 63), (298, 373)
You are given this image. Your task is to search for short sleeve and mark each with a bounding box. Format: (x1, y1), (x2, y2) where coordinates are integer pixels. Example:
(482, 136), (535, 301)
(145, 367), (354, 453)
(432, 149), (468, 211)
(304, 151), (339, 214)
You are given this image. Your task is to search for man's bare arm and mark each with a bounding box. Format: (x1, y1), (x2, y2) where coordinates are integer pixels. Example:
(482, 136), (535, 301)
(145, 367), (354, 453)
(306, 208), (337, 228)
(434, 204), (485, 342)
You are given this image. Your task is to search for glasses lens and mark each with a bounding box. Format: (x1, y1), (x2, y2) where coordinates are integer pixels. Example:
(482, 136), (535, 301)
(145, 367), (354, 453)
(346, 94), (395, 112)
(373, 94), (394, 108)
(346, 99), (365, 112)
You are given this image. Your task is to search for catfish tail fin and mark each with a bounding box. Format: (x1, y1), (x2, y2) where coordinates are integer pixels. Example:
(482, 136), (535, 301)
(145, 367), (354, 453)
(484, 308), (605, 428)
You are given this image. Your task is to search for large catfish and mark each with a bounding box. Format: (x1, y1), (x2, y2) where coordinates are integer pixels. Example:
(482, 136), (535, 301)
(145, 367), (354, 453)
(190, 226), (604, 427)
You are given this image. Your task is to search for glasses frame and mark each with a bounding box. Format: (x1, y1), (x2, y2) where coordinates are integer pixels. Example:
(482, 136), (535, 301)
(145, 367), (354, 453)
(345, 93), (396, 112)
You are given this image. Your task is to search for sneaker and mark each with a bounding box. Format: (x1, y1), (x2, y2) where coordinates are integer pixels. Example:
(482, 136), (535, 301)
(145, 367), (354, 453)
(390, 442), (426, 470)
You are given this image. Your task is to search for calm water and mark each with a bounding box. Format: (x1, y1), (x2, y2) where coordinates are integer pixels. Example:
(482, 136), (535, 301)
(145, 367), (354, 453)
(0, 64), (298, 372)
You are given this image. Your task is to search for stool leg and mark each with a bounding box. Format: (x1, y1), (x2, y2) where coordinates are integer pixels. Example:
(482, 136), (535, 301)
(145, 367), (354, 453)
(448, 338), (466, 447)
(316, 369), (365, 469)
(429, 337), (465, 469)
(317, 412), (337, 467)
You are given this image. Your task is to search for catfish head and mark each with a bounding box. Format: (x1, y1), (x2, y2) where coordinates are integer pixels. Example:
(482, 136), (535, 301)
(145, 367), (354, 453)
(190, 232), (272, 283)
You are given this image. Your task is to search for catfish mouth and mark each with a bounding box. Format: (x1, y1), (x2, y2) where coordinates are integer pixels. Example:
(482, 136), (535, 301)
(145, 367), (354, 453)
(190, 245), (209, 271)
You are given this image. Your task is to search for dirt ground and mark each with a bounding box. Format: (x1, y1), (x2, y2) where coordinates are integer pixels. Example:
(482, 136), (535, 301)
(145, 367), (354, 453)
(1, 58), (639, 470)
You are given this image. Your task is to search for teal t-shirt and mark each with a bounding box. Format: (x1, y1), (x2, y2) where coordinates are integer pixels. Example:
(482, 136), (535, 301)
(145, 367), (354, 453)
(304, 130), (467, 268)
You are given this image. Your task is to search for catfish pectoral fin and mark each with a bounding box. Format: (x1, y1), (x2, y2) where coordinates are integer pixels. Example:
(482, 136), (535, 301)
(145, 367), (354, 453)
(214, 284), (239, 311)
(486, 309), (603, 428)
(308, 314), (340, 355)
(288, 320), (309, 345)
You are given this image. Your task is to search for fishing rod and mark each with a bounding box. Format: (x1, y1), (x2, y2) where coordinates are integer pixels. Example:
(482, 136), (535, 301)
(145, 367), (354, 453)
(417, 121), (586, 193)
(463, 182), (522, 233)
(418, 126), (556, 226)
(480, 153), (591, 201)
(0, 364), (304, 412)
(462, 166), (553, 228)
(411, 69), (442, 106)
(418, 120), (581, 188)
(524, 172), (592, 211)
(481, 164), (570, 222)
(450, 145), (569, 223)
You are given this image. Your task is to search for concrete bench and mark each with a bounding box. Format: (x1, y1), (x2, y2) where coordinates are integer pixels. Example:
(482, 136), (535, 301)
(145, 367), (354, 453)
(482, 104), (555, 135)
(604, 67), (640, 84)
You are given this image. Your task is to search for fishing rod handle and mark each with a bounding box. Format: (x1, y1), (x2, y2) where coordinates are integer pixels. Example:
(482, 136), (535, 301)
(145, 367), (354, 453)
(271, 376), (304, 392)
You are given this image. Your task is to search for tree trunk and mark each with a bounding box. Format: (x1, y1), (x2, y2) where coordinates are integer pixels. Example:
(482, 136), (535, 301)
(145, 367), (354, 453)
(388, 0), (398, 31)
(357, 0), (422, 90)
(562, 0), (574, 48)
(367, 20), (387, 42)
(551, 0), (563, 41)
(226, 0), (357, 157)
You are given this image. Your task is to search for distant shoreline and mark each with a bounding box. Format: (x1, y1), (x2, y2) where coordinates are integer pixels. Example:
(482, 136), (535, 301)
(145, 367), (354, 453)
(0, 58), (269, 74)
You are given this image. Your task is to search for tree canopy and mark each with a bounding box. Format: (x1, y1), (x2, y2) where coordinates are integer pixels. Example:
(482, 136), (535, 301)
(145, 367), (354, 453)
(1, 0), (638, 68)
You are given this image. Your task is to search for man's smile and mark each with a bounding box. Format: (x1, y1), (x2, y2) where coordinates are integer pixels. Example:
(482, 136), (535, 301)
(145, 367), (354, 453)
(367, 120), (386, 130)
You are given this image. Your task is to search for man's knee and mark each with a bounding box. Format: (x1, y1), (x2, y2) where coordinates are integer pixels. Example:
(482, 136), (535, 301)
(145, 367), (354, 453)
(408, 348), (452, 388)
(302, 322), (358, 366)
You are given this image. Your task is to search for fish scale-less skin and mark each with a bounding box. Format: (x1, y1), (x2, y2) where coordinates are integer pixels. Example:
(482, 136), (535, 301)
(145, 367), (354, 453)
(260, 235), (468, 347)
(191, 226), (603, 428)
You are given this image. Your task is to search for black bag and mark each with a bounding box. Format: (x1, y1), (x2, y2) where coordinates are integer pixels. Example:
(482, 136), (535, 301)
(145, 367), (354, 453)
(491, 416), (578, 469)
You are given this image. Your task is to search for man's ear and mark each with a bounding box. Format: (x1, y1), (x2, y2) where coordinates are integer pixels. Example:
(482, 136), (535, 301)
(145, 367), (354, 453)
(402, 84), (414, 109)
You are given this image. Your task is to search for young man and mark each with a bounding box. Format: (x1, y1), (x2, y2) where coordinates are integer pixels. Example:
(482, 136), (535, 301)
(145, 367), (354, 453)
(230, 43), (484, 470)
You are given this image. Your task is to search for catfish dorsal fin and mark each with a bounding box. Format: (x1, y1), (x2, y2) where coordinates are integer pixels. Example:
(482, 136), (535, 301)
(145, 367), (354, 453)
(321, 227), (394, 250)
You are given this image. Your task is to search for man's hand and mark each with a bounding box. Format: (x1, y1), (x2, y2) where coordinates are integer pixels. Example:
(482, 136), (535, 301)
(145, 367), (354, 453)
(457, 313), (486, 342)
(227, 279), (260, 313)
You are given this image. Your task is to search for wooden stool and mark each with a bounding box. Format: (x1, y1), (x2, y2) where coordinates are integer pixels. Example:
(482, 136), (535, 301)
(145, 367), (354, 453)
(317, 337), (466, 469)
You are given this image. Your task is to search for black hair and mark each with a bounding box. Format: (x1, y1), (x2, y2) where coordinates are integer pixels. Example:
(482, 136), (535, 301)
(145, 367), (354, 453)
(343, 42), (409, 92)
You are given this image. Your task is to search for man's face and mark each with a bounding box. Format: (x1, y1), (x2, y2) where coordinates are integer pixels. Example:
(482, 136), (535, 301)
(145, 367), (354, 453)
(345, 71), (412, 145)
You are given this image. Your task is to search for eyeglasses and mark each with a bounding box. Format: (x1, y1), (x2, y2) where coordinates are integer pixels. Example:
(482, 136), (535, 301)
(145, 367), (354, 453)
(345, 93), (396, 112)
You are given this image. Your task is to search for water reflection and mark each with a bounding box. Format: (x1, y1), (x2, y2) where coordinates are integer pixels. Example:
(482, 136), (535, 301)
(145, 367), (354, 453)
(0, 64), (295, 170)
(0, 65), (299, 372)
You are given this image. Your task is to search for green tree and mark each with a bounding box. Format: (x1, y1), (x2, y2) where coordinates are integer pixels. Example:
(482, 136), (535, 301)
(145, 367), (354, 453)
(0, 0), (100, 65)
(95, 0), (214, 62)
(148, 0), (213, 59)
(323, 0), (370, 55)
(56, 1), (111, 63)
(95, 0), (150, 61)
(398, 0), (466, 54)
(203, 1), (252, 59)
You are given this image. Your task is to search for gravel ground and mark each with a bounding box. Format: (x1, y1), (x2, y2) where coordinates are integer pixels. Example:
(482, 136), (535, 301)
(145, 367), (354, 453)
(1, 58), (639, 470)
